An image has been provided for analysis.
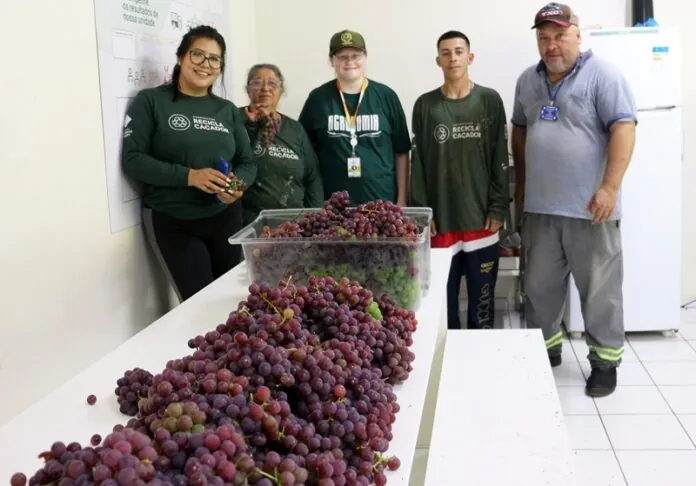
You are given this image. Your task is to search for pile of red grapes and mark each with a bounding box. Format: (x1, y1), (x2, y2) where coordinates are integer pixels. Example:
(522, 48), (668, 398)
(12, 275), (416, 485)
(244, 191), (431, 309)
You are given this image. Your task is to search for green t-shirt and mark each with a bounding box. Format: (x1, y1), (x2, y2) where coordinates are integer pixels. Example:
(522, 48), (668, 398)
(410, 84), (510, 233)
(122, 84), (256, 219)
(298, 79), (411, 205)
(241, 113), (324, 225)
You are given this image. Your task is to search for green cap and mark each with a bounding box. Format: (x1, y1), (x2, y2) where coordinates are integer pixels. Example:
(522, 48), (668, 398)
(329, 30), (366, 55)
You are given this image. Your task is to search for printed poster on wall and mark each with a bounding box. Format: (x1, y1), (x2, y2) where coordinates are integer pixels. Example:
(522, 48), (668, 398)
(94, 0), (230, 233)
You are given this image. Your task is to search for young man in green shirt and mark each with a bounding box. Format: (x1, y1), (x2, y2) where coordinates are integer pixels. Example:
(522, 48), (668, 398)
(411, 31), (510, 330)
(298, 30), (411, 205)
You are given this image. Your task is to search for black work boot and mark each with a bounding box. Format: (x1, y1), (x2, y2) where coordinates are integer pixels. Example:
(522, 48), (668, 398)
(585, 367), (617, 397)
(549, 355), (562, 367)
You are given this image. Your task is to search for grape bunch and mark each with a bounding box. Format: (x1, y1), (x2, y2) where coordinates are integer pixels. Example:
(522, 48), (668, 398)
(224, 173), (246, 193)
(258, 111), (282, 148)
(13, 276), (416, 485)
(14, 425), (257, 486)
(115, 367), (154, 416)
(246, 191), (431, 309)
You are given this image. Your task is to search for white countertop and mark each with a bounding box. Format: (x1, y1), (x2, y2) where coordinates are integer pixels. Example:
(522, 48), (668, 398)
(0, 249), (452, 485)
(424, 329), (580, 486)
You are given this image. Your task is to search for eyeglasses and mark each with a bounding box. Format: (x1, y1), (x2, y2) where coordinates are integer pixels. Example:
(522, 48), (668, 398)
(248, 79), (281, 90)
(189, 49), (223, 69)
(334, 52), (365, 63)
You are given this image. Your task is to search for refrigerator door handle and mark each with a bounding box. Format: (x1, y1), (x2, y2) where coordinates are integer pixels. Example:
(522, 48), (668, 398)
(637, 105), (677, 112)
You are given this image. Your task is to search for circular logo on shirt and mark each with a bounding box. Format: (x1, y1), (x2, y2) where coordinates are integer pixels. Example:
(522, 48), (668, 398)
(253, 142), (266, 157)
(433, 124), (450, 144)
(168, 114), (191, 131)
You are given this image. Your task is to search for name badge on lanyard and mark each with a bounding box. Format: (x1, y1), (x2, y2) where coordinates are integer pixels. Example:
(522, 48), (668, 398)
(539, 76), (566, 122)
(338, 79), (368, 178)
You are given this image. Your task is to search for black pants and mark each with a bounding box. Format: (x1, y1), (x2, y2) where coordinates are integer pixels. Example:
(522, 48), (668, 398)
(143, 202), (243, 302)
(446, 243), (500, 329)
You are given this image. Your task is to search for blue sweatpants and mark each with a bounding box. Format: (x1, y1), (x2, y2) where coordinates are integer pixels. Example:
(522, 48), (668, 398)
(446, 243), (500, 330)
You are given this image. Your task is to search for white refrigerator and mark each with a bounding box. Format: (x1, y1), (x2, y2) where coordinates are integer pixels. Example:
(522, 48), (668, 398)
(564, 27), (683, 336)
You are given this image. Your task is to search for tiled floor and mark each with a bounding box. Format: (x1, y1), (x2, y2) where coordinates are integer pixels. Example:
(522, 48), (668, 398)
(552, 308), (696, 486)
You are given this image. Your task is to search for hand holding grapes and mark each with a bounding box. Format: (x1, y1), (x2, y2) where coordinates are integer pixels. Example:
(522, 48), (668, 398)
(243, 103), (271, 124)
(187, 168), (230, 194)
(217, 188), (243, 205)
(217, 172), (246, 205)
(244, 103), (281, 148)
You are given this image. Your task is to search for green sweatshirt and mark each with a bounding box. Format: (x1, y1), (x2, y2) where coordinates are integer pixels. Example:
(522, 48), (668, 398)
(298, 79), (411, 205)
(241, 113), (324, 225)
(122, 84), (256, 219)
(410, 84), (510, 234)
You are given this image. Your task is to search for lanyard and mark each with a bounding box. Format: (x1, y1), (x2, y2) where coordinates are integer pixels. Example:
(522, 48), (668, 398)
(544, 76), (567, 106)
(337, 78), (368, 132)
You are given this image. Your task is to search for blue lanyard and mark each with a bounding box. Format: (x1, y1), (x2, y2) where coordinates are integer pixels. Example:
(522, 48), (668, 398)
(544, 76), (567, 106)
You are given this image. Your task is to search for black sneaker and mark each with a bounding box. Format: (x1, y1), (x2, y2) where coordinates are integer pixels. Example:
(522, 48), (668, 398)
(549, 355), (562, 367)
(585, 367), (617, 397)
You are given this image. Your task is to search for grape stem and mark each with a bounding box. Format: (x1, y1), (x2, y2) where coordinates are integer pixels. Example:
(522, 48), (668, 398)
(260, 294), (281, 315)
(373, 452), (392, 471)
(254, 467), (279, 484)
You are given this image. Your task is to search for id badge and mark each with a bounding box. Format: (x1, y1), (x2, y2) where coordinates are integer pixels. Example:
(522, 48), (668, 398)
(347, 157), (361, 178)
(540, 104), (560, 122)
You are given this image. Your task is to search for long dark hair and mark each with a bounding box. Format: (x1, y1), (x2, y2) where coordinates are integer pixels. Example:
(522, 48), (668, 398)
(170, 25), (227, 100)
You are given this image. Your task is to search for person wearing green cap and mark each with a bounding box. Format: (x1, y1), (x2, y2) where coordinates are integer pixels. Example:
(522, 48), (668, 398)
(298, 29), (411, 206)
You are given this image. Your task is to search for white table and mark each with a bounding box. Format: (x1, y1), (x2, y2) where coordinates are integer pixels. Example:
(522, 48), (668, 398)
(424, 329), (580, 486)
(0, 249), (451, 485)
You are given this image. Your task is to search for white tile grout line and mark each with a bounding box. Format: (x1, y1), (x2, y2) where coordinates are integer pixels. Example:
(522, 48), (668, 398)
(650, 378), (696, 450)
(686, 339), (696, 353)
(554, 327), (696, 477)
(561, 325), (630, 484)
(623, 348), (696, 448)
(627, 328), (696, 449)
(560, 319), (696, 475)
(675, 415), (696, 449)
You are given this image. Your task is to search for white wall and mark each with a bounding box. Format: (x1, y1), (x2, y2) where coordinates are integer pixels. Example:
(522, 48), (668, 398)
(254, 0), (626, 140)
(0, 0), (256, 425)
(0, 0), (693, 425)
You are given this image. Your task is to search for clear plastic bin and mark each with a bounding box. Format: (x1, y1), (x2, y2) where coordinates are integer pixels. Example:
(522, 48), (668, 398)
(228, 207), (433, 310)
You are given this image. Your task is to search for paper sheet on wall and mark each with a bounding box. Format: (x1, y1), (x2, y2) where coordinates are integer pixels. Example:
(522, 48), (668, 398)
(94, 0), (230, 233)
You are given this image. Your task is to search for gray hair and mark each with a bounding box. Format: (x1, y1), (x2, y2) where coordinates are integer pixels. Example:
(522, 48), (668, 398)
(246, 63), (285, 92)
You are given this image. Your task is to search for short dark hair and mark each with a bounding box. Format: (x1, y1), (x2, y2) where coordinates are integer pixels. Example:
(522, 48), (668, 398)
(437, 30), (471, 50)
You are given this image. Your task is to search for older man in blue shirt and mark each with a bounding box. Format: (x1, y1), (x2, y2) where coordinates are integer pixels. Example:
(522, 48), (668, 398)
(511, 2), (637, 398)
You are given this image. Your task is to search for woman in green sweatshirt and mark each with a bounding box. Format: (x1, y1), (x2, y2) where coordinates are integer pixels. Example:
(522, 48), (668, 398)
(240, 64), (324, 225)
(122, 25), (256, 303)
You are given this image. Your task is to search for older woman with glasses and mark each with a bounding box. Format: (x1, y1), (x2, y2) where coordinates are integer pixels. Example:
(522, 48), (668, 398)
(240, 63), (324, 225)
(122, 25), (256, 303)
(299, 30), (411, 206)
